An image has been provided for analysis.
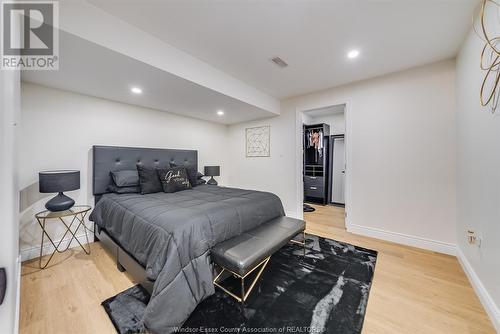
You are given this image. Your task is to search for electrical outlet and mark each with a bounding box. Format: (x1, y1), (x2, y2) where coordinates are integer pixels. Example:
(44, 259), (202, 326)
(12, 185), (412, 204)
(467, 230), (477, 245)
(466, 230), (483, 248)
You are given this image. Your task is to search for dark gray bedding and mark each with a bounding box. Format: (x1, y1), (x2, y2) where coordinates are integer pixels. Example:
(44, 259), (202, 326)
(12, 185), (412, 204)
(89, 184), (285, 333)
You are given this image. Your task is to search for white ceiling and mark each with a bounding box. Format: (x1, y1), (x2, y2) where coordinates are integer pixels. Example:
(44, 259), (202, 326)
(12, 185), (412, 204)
(22, 30), (274, 125)
(88, 0), (478, 99)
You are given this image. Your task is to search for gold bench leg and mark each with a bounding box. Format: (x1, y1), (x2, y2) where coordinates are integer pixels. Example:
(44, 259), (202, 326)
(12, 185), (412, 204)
(213, 256), (271, 303)
(241, 277), (245, 303)
(290, 230), (307, 256)
(214, 231), (307, 303)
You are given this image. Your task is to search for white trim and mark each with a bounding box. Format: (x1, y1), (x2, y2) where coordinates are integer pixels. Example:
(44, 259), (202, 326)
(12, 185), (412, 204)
(347, 223), (457, 255)
(295, 100), (352, 227)
(343, 101), (353, 229)
(295, 108), (305, 218)
(14, 255), (21, 334)
(457, 248), (500, 333)
(20, 233), (94, 262)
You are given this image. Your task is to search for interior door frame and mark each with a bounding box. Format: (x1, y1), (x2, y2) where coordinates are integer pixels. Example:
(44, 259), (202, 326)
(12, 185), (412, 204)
(0, 65), (21, 334)
(295, 100), (352, 229)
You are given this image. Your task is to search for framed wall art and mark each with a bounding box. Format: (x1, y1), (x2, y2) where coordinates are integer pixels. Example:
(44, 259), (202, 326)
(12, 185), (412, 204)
(246, 126), (270, 157)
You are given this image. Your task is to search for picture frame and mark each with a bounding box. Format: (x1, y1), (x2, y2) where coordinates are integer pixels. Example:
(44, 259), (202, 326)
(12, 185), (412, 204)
(246, 125), (270, 157)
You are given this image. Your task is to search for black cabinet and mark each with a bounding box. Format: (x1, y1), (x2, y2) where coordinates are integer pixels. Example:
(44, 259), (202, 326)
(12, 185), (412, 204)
(303, 123), (330, 204)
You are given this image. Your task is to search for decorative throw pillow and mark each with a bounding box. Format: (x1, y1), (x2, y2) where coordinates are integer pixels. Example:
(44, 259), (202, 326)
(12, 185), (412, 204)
(136, 165), (163, 194)
(107, 184), (140, 194)
(196, 172), (204, 180)
(158, 167), (192, 193)
(170, 162), (198, 187)
(110, 170), (139, 187)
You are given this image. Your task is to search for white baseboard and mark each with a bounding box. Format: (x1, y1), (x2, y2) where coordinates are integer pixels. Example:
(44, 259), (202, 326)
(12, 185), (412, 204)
(457, 248), (500, 333)
(20, 233), (94, 262)
(347, 224), (457, 255)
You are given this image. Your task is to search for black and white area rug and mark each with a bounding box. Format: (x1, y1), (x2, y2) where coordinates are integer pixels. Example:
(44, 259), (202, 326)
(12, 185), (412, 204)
(102, 235), (377, 334)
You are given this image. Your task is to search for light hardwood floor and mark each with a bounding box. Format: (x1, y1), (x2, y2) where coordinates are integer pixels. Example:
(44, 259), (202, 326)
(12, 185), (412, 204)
(20, 205), (495, 334)
(305, 203), (346, 229)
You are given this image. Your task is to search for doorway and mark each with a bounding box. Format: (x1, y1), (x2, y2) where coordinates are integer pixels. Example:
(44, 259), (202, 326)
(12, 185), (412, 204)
(300, 104), (346, 230)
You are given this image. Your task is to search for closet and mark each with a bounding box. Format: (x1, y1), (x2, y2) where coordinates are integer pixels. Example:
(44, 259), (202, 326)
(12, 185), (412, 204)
(303, 123), (330, 204)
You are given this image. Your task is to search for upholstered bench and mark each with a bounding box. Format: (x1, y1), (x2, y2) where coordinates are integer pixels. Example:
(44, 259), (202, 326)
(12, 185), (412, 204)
(211, 216), (306, 303)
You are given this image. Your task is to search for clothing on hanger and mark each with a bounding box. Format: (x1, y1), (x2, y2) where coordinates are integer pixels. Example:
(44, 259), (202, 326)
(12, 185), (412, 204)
(305, 129), (324, 162)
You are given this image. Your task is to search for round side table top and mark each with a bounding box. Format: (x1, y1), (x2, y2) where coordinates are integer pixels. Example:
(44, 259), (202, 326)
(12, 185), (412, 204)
(35, 205), (92, 219)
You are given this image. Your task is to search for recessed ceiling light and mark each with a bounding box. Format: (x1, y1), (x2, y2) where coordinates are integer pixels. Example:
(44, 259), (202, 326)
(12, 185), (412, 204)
(347, 50), (360, 59)
(217, 110), (225, 116)
(131, 87), (142, 94)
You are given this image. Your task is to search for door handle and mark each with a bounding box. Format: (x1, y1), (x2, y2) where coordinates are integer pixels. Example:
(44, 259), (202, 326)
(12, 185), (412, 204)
(310, 186), (317, 190)
(0, 268), (5, 305)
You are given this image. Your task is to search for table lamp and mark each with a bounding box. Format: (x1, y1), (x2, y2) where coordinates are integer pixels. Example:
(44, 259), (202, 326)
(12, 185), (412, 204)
(204, 166), (220, 185)
(39, 170), (80, 211)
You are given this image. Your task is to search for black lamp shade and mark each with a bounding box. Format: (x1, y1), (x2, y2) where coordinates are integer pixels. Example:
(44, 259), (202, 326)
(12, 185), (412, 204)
(204, 166), (220, 177)
(39, 170), (80, 193)
(39, 170), (80, 212)
(204, 166), (220, 186)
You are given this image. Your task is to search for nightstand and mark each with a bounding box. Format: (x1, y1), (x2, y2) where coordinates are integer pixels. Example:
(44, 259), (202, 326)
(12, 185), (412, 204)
(34, 205), (92, 269)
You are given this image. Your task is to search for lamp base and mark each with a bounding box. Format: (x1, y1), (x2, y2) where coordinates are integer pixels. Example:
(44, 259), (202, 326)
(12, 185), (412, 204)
(207, 176), (218, 186)
(45, 192), (75, 212)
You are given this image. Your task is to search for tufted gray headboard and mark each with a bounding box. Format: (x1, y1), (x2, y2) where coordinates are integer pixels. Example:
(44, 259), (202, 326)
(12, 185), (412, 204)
(92, 145), (198, 197)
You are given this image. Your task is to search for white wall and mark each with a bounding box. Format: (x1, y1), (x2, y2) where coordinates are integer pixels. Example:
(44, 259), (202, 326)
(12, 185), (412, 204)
(0, 68), (21, 332)
(226, 111), (299, 217)
(455, 18), (500, 331)
(301, 112), (313, 126)
(19, 83), (228, 260)
(227, 60), (458, 254)
(307, 112), (346, 135)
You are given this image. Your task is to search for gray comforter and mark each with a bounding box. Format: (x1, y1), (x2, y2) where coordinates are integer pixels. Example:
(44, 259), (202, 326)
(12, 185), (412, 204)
(89, 185), (285, 333)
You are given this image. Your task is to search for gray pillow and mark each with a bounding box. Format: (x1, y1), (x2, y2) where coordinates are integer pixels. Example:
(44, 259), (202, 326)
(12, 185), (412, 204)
(136, 165), (163, 194)
(110, 170), (139, 187)
(107, 184), (140, 194)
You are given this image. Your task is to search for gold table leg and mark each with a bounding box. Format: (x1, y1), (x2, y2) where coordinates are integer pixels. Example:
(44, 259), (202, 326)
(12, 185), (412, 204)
(37, 211), (91, 269)
(57, 212), (91, 254)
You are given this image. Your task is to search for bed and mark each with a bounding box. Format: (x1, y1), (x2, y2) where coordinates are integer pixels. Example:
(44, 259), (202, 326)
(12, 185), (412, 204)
(89, 145), (285, 333)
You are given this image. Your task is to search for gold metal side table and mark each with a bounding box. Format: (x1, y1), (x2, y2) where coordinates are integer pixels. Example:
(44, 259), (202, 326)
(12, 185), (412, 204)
(35, 205), (92, 269)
